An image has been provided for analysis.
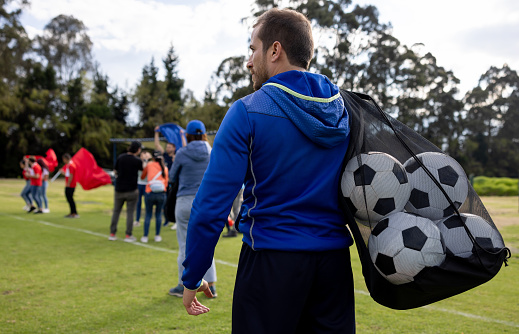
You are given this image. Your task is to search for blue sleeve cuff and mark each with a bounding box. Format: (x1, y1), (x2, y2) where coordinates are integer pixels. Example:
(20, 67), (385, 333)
(183, 279), (202, 291)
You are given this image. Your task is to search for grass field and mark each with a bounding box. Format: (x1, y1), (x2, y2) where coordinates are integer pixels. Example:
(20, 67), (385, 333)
(1, 178), (518, 333)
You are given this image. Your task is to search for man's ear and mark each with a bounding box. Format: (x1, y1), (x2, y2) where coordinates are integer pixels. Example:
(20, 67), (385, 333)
(271, 41), (282, 62)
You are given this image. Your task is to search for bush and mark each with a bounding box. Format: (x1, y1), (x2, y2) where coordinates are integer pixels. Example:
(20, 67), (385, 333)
(472, 176), (518, 196)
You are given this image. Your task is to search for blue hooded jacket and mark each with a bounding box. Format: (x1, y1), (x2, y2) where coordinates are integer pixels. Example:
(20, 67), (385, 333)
(182, 71), (352, 290)
(169, 140), (212, 197)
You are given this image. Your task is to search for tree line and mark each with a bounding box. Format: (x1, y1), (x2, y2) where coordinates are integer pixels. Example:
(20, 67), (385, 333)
(1, 0), (518, 178)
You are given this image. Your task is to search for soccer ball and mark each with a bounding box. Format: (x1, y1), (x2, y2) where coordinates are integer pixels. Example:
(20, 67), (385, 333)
(436, 213), (505, 258)
(404, 152), (468, 221)
(368, 212), (446, 285)
(341, 152), (411, 225)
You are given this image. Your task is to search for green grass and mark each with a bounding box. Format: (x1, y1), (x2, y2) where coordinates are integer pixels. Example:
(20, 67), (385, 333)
(473, 176), (518, 196)
(1, 179), (518, 333)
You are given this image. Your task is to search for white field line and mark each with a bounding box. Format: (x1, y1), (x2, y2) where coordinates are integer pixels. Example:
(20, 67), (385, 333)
(4, 213), (518, 328)
(353, 289), (518, 328)
(4, 213), (237, 268)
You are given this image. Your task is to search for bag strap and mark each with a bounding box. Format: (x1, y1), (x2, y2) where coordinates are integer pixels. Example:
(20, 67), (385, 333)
(148, 171), (162, 183)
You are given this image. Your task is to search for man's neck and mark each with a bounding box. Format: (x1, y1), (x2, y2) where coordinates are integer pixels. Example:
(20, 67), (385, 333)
(269, 63), (306, 79)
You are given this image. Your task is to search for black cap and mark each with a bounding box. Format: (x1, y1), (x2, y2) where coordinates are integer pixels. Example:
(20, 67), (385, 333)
(153, 150), (162, 159)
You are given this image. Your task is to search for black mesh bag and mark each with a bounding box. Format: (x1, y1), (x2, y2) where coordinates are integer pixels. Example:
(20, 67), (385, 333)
(339, 90), (511, 310)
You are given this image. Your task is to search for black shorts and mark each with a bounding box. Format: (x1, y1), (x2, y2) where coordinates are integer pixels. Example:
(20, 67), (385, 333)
(232, 243), (355, 334)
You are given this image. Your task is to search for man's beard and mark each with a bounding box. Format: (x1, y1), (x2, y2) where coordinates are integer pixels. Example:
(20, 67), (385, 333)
(252, 59), (269, 91)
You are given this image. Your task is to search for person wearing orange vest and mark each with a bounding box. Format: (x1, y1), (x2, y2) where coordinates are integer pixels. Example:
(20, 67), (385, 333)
(27, 156), (43, 214)
(140, 152), (168, 243)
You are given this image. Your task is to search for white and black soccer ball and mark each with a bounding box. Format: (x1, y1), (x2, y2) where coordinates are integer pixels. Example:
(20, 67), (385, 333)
(368, 212), (446, 285)
(436, 213), (505, 258)
(404, 152), (468, 221)
(341, 152), (411, 225)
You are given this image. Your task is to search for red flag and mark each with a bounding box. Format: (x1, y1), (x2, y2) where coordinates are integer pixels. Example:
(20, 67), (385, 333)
(44, 149), (58, 172)
(25, 154), (44, 160)
(25, 150), (58, 172)
(72, 148), (112, 190)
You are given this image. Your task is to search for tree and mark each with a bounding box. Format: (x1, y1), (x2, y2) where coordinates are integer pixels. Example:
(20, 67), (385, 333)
(134, 57), (163, 130)
(35, 14), (93, 82)
(0, 1), (54, 177)
(0, 60), (60, 176)
(463, 65), (519, 176)
(209, 56), (253, 107)
(0, 0), (31, 88)
(163, 45), (184, 105)
(0, 0), (31, 160)
(182, 90), (227, 132)
(134, 45), (191, 136)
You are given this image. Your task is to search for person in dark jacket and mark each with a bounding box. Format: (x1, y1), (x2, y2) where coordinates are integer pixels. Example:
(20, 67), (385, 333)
(181, 8), (354, 334)
(109, 141), (143, 242)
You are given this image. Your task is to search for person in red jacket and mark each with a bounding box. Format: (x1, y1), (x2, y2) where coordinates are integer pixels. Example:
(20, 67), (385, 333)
(27, 156), (43, 214)
(37, 158), (50, 213)
(20, 157), (33, 211)
(62, 153), (79, 218)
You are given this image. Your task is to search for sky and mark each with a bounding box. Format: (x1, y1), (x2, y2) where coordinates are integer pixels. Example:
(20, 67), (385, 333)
(19, 0), (519, 101)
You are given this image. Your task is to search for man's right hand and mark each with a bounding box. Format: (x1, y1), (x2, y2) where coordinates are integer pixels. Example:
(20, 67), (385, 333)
(183, 280), (213, 316)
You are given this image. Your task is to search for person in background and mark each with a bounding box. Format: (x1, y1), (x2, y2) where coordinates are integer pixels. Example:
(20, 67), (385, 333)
(134, 151), (152, 227)
(27, 156), (44, 214)
(109, 141), (143, 242)
(154, 127), (176, 170)
(20, 157), (33, 211)
(140, 152), (168, 243)
(223, 187), (244, 238)
(62, 153), (79, 218)
(168, 120), (217, 298)
(180, 8), (354, 333)
(154, 126), (178, 230)
(37, 158), (50, 213)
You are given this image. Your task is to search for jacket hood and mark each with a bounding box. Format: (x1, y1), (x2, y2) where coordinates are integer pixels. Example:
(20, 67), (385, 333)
(261, 71), (349, 148)
(180, 141), (212, 162)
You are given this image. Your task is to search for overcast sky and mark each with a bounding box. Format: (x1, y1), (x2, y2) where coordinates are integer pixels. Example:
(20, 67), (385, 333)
(20, 0), (519, 101)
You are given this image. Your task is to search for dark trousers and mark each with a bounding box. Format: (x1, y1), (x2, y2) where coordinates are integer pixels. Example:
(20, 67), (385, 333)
(143, 192), (166, 237)
(232, 243), (355, 334)
(65, 187), (77, 214)
(110, 189), (138, 236)
(136, 184), (147, 222)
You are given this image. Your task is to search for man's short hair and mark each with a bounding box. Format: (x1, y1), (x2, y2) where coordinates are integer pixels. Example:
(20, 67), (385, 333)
(62, 153), (71, 160)
(129, 141), (142, 153)
(254, 8), (314, 70)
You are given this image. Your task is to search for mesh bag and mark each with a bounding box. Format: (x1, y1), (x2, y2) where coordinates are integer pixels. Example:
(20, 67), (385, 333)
(339, 90), (511, 310)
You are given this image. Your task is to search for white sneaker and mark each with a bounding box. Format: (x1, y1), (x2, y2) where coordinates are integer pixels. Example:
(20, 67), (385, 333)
(43, 208), (50, 213)
(133, 221), (140, 227)
(124, 235), (136, 243)
(23, 205), (29, 211)
(170, 223), (177, 230)
(140, 236), (148, 243)
(108, 234), (117, 241)
(154, 235), (162, 242)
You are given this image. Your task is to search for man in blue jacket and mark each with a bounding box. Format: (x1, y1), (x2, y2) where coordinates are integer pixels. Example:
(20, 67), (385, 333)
(182, 7), (355, 333)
